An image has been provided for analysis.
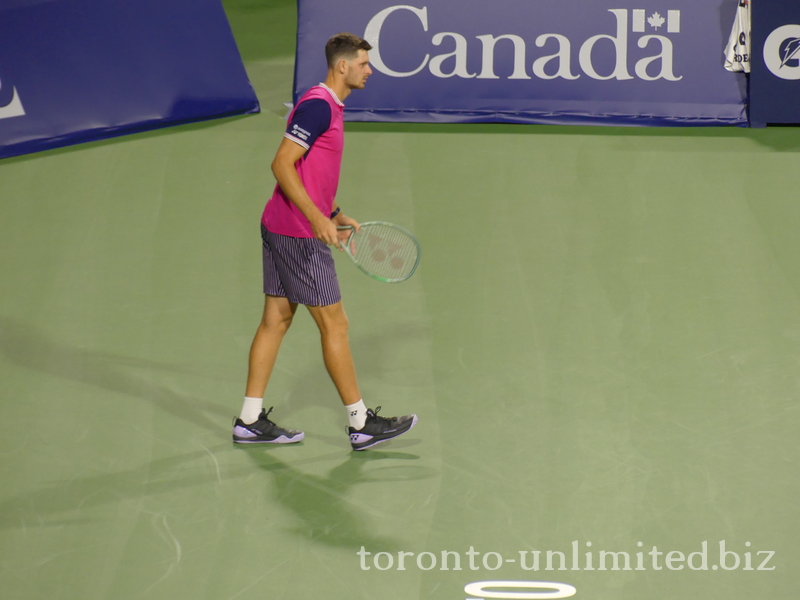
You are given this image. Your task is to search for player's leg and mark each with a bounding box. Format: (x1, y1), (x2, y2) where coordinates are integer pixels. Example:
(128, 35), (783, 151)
(245, 294), (298, 399)
(233, 294), (304, 444)
(305, 300), (361, 405)
(306, 301), (417, 451)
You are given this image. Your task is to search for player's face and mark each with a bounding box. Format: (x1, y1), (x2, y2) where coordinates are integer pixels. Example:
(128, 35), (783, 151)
(344, 50), (372, 89)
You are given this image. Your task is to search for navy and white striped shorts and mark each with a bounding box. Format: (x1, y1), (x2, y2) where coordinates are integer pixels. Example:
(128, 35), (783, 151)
(261, 224), (342, 306)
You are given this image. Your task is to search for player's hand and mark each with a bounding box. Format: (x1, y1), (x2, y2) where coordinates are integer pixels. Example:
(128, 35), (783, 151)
(334, 214), (360, 252)
(311, 214), (341, 249)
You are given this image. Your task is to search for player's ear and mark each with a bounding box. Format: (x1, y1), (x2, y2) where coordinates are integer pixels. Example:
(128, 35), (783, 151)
(338, 58), (348, 74)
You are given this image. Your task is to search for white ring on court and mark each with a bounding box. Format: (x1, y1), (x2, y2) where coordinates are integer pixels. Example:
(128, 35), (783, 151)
(464, 580), (577, 600)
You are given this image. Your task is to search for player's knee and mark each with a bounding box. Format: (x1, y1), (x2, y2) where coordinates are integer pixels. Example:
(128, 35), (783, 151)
(317, 311), (349, 338)
(335, 313), (350, 336)
(262, 311), (294, 333)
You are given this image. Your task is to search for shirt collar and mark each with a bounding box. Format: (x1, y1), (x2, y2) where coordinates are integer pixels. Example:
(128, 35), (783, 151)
(319, 83), (344, 107)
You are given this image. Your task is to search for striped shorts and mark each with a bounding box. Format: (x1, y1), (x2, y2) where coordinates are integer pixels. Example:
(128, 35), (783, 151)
(261, 224), (341, 306)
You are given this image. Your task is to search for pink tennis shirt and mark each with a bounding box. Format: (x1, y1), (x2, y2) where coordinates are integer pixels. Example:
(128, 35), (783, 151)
(261, 84), (345, 238)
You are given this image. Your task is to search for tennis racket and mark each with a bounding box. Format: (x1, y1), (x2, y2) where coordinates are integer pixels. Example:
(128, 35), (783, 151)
(336, 221), (421, 283)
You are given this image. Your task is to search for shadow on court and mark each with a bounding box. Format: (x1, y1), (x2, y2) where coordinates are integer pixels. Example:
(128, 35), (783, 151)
(0, 316), (230, 435)
(0, 446), (250, 530)
(0, 314), (426, 448)
(239, 447), (435, 552)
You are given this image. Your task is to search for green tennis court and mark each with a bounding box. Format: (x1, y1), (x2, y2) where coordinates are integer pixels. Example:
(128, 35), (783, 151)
(1, 1), (798, 598)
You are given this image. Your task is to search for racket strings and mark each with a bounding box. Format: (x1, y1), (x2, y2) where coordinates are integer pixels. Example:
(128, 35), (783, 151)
(350, 224), (419, 281)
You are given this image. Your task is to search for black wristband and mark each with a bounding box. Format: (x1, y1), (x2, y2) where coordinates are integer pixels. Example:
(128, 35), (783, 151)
(330, 207), (341, 219)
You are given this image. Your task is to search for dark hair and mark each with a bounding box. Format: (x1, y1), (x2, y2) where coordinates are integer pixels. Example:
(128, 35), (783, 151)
(325, 32), (372, 69)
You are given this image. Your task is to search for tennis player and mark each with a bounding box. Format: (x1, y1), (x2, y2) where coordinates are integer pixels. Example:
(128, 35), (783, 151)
(233, 33), (417, 451)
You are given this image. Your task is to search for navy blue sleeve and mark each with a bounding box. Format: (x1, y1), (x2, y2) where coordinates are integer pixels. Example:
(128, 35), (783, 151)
(285, 98), (331, 150)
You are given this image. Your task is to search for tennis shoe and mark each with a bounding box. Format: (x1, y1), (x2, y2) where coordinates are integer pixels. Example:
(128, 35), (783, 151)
(232, 407), (304, 444)
(348, 406), (417, 451)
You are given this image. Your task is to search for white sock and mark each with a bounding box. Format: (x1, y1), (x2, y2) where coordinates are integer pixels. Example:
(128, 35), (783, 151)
(346, 399), (367, 430)
(240, 396), (263, 424)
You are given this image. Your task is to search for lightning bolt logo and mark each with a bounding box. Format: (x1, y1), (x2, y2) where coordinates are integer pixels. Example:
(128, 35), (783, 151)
(780, 38), (800, 69)
(0, 76), (26, 121)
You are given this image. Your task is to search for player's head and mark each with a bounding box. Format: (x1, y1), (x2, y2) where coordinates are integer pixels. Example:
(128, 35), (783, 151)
(325, 33), (373, 89)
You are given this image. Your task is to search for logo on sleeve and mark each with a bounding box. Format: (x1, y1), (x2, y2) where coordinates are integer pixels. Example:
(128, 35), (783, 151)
(291, 123), (311, 141)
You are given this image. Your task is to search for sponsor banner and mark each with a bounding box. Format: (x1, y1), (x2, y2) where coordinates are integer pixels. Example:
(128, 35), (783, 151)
(0, 0), (259, 160)
(750, 0), (800, 123)
(295, 1), (746, 126)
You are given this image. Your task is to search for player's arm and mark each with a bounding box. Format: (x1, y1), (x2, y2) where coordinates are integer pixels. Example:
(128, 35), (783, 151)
(271, 138), (340, 247)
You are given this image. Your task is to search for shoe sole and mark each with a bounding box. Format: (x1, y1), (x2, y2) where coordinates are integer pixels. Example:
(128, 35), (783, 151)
(233, 432), (305, 444)
(351, 414), (418, 451)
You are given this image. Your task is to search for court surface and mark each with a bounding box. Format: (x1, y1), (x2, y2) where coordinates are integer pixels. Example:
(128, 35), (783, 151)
(1, 2), (799, 599)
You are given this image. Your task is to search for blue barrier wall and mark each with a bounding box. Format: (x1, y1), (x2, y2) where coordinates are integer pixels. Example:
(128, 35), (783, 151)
(750, 0), (800, 124)
(295, 0), (747, 126)
(0, 0), (259, 159)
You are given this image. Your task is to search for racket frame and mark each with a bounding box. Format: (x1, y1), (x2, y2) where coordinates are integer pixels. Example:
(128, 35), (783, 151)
(337, 221), (421, 283)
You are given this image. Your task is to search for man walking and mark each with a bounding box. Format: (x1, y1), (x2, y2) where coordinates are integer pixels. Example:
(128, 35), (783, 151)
(232, 33), (417, 451)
